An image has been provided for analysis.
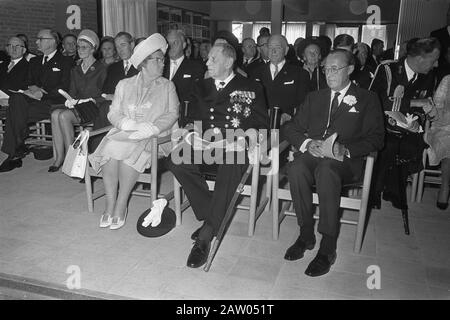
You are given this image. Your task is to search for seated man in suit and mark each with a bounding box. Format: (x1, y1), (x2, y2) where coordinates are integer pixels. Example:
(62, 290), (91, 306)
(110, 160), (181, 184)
(0, 36), (29, 94)
(166, 43), (269, 269)
(164, 29), (205, 126)
(0, 29), (74, 172)
(282, 49), (385, 277)
(89, 31), (139, 151)
(249, 34), (310, 125)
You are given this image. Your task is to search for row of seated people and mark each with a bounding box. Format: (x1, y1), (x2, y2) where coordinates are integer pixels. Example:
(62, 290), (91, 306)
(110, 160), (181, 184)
(0, 26), (445, 277)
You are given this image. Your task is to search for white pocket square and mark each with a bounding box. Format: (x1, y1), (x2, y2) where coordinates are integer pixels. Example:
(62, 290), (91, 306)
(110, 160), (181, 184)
(284, 80), (294, 85)
(52, 67), (61, 72)
(183, 74), (191, 78)
(348, 107), (359, 113)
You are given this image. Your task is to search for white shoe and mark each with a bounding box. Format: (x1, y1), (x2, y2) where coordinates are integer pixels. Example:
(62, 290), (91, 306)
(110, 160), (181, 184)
(99, 214), (112, 228)
(110, 209), (128, 230)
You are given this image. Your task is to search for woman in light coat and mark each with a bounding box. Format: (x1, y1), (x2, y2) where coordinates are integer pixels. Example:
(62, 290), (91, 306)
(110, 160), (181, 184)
(89, 33), (179, 229)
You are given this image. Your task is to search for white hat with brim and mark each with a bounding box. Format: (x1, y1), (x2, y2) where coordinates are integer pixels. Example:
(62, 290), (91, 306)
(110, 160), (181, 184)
(129, 33), (168, 68)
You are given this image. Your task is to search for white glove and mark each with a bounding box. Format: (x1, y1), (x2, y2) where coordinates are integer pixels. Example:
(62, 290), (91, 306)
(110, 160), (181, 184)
(142, 199), (168, 227)
(65, 99), (76, 109)
(128, 122), (160, 140)
(120, 118), (138, 131)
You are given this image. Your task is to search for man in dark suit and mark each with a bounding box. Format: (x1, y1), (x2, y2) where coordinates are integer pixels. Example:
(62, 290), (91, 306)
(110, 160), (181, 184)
(282, 49), (384, 277)
(240, 37), (258, 74)
(369, 38), (440, 209)
(249, 34), (310, 125)
(164, 29), (205, 126)
(166, 43), (269, 269)
(89, 31), (139, 151)
(0, 29), (74, 172)
(0, 36), (29, 92)
(245, 34), (270, 75)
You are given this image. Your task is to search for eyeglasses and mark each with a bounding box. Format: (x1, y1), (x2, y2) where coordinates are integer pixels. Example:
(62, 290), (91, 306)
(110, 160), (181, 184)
(6, 44), (24, 50)
(76, 45), (91, 51)
(37, 37), (54, 41)
(147, 57), (165, 63)
(323, 65), (348, 74)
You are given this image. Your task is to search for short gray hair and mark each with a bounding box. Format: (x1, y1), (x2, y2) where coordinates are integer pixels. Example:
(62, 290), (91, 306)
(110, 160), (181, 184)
(214, 42), (236, 63)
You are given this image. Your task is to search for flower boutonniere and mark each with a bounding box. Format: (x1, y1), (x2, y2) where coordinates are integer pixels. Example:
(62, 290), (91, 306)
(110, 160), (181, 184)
(343, 95), (357, 106)
(90, 66), (95, 71)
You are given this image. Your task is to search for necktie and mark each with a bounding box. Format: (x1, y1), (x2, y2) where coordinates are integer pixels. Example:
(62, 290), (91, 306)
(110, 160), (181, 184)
(43, 56), (48, 65)
(273, 64), (279, 79)
(408, 73), (417, 85)
(170, 60), (177, 80)
(124, 60), (130, 75)
(330, 91), (341, 116)
(7, 61), (15, 73)
(217, 81), (225, 91)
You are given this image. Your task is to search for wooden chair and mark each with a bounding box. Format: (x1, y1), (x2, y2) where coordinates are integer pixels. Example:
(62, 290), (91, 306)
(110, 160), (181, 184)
(173, 132), (275, 235)
(416, 119), (443, 202)
(271, 137), (376, 253)
(83, 126), (176, 220)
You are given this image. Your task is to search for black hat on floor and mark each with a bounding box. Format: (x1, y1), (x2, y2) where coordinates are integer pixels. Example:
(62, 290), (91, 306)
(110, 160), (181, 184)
(136, 206), (176, 238)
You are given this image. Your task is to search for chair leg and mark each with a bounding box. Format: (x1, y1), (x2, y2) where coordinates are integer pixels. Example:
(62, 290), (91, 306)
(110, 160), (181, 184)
(410, 173), (418, 202)
(85, 170), (94, 213)
(174, 177), (182, 226)
(272, 153), (279, 240)
(417, 169), (425, 203)
(247, 159), (260, 237)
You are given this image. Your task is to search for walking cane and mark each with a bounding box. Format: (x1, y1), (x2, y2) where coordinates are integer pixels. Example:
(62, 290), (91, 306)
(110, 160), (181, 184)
(204, 163), (253, 272)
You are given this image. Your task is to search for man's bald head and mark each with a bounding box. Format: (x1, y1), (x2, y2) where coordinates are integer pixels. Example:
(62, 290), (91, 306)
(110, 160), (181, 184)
(268, 34), (289, 64)
(166, 29), (186, 60)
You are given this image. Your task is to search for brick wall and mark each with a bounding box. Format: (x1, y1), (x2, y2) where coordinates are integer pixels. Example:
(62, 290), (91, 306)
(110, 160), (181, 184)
(0, 0), (98, 54)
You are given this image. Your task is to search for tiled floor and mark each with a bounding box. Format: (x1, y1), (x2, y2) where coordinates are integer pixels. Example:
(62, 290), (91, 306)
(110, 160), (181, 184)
(0, 153), (449, 300)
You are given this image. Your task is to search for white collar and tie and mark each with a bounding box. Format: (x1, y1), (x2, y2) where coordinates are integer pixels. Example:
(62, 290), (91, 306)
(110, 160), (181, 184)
(404, 59), (417, 83)
(270, 60), (285, 80)
(170, 55), (184, 80)
(42, 50), (57, 65)
(124, 60), (130, 75)
(7, 57), (22, 73)
(214, 72), (235, 91)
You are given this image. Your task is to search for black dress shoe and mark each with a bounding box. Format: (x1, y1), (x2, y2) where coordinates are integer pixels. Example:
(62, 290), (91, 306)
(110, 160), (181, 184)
(48, 164), (62, 172)
(0, 158), (22, 173)
(284, 235), (316, 261)
(437, 202), (449, 210)
(305, 252), (337, 277)
(187, 239), (210, 268)
(191, 226), (203, 241)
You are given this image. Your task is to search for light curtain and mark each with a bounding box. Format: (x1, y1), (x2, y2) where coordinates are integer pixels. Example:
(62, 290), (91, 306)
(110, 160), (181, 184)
(102, 0), (150, 38)
(252, 22), (306, 44)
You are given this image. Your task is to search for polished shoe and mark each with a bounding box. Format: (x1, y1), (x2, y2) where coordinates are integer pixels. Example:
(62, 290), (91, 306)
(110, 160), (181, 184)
(191, 226), (203, 241)
(110, 209), (128, 230)
(187, 239), (210, 268)
(305, 251), (337, 277)
(14, 145), (30, 158)
(48, 164), (62, 172)
(0, 158), (22, 173)
(436, 201), (449, 210)
(99, 214), (113, 228)
(284, 235), (316, 261)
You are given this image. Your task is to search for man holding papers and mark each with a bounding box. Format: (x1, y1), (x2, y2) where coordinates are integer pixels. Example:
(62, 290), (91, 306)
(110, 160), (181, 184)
(0, 29), (74, 173)
(282, 49), (384, 277)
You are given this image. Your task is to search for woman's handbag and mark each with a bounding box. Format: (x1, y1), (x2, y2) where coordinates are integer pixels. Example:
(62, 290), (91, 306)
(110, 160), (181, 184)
(62, 130), (89, 178)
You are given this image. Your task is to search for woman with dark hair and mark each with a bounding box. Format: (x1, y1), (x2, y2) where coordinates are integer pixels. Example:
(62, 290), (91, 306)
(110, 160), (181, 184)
(89, 33), (179, 229)
(99, 36), (119, 65)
